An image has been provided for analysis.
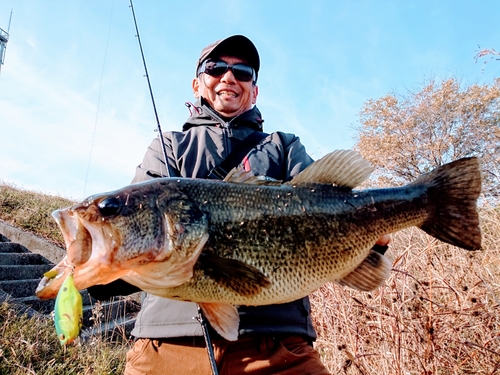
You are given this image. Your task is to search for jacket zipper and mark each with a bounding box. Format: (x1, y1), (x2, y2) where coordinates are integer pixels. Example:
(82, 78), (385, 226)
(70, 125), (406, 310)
(202, 104), (235, 158)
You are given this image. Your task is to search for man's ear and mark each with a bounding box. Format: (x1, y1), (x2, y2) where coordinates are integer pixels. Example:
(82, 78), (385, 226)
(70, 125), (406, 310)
(192, 77), (200, 98)
(252, 84), (259, 104)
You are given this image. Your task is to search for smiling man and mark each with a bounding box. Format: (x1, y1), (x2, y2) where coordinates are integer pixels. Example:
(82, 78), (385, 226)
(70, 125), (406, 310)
(89, 35), (337, 374)
(193, 56), (258, 118)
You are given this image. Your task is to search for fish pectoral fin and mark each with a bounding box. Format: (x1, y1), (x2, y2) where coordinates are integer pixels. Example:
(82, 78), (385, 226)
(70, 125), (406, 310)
(199, 302), (239, 341)
(336, 250), (392, 292)
(199, 252), (271, 296)
(288, 149), (374, 188)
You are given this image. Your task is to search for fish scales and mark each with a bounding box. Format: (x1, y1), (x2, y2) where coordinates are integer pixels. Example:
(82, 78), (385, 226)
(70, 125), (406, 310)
(36, 150), (482, 341)
(149, 181), (431, 305)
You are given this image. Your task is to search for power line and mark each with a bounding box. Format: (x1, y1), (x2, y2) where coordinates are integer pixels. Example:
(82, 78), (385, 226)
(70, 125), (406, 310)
(83, 1), (115, 197)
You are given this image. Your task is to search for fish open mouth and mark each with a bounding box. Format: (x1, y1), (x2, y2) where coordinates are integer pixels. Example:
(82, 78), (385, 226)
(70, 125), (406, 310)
(35, 207), (129, 300)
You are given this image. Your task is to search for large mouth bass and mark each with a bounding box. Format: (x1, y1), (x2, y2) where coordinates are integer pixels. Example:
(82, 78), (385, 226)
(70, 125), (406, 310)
(36, 150), (482, 341)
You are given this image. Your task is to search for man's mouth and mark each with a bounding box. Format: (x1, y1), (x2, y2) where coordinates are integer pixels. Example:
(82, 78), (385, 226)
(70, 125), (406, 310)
(218, 90), (238, 98)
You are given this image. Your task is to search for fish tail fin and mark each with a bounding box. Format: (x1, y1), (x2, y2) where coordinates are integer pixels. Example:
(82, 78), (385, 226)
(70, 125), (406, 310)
(415, 157), (482, 250)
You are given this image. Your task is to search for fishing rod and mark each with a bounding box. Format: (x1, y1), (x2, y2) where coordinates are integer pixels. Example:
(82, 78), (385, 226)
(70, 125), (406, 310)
(129, 0), (170, 177)
(128, 2), (219, 374)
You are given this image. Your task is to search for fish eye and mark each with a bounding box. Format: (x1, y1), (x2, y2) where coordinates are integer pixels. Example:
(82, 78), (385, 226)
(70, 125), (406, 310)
(97, 197), (122, 217)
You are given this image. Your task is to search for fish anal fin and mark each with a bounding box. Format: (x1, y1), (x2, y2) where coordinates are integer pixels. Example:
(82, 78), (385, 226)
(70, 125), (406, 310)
(199, 252), (271, 296)
(337, 250), (391, 292)
(289, 150), (374, 188)
(199, 302), (239, 341)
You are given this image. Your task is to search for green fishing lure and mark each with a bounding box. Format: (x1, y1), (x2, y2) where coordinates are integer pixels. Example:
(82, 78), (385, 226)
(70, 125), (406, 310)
(52, 271), (83, 345)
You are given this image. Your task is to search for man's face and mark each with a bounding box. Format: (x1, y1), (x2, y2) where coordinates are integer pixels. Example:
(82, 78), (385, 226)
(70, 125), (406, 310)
(192, 55), (259, 118)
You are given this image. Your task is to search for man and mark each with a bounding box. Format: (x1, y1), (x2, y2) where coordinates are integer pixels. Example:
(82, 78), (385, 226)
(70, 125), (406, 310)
(90, 35), (388, 375)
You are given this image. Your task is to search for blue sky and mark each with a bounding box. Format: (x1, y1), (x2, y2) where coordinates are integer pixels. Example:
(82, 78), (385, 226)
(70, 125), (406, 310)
(0, 0), (499, 200)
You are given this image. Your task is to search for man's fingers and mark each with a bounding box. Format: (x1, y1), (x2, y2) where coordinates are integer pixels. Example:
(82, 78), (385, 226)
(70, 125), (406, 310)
(375, 234), (391, 246)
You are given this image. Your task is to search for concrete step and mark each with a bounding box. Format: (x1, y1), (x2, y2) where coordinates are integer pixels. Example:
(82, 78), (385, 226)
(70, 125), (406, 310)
(0, 278), (92, 302)
(0, 252), (51, 265)
(16, 295), (56, 314)
(0, 289), (40, 318)
(0, 242), (30, 253)
(0, 264), (53, 280)
(16, 290), (89, 315)
(0, 278), (42, 298)
(0, 227), (139, 340)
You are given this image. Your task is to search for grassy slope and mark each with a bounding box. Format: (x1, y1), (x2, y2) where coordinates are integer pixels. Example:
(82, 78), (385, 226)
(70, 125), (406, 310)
(1, 182), (499, 374)
(0, 183), (128, 374)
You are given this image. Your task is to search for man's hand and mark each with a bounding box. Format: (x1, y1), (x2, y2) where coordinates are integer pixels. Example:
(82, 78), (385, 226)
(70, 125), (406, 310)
(376, 234), (391, 246)
(372, 234), (391, 255)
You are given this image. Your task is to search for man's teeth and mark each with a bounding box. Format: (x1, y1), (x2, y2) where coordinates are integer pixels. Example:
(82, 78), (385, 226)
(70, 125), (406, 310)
(218, 91), (237, 97)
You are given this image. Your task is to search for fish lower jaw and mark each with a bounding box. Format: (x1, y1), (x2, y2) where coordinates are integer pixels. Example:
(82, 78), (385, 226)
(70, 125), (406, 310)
(36, 267), (71, 299)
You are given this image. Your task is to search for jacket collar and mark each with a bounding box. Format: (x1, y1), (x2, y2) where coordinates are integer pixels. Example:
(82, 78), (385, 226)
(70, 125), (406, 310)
(182, 98), (264, 132)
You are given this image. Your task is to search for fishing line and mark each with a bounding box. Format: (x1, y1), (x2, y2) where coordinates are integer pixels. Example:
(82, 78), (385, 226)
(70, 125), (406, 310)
(129, 0), (170, 177)
(83, 0), (115, 197)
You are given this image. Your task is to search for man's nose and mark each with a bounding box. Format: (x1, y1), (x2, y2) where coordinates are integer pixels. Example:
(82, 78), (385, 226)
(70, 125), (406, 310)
(220, 69), (237, 83)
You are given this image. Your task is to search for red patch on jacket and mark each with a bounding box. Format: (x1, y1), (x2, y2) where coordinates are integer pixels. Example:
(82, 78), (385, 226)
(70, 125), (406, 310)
(242, 156), (251, 172)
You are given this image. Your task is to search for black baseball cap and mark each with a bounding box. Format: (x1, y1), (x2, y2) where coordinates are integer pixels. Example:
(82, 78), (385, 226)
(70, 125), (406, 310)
(196, 35), (260, 78)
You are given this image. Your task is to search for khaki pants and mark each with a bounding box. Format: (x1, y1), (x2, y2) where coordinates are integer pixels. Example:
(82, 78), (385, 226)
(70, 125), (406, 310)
(124, 335), (331, 375)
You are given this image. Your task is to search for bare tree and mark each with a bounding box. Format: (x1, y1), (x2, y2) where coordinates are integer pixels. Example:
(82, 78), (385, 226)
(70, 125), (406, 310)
(475, 47), (500, 72)
(354, 77), (500, 198)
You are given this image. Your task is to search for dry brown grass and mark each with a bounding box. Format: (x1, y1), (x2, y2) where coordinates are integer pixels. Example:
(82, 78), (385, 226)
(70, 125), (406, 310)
(0, 181), (74, 247)
(0, 299), (130, 374)
(311, 206), (500, 374)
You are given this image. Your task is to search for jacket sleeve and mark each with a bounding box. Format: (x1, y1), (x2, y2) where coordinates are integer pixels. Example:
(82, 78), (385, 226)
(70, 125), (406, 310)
(88, 134), (179, 301)
(277, 132), (314, 181)
(132, 134), (180, 182)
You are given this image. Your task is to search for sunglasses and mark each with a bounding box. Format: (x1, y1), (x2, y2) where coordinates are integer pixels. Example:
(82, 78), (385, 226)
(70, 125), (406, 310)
(198, 59), (256, 83)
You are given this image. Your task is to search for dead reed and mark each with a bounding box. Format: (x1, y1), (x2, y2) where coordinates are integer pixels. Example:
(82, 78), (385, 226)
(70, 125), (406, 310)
(310, 206), (500, 374)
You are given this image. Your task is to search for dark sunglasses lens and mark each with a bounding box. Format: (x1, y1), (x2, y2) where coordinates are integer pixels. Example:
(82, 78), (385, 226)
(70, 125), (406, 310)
(204, 61), (228, 76)
(204, 61), (254, 82)
(232, 64), (254, 82)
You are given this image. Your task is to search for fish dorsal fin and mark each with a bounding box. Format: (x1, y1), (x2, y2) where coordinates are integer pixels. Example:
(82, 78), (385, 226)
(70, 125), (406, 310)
(336, 250), (392, 291)
(289, 150), (374, 188)
(199, 302), (239, 341)
(224, 166), (282, 185)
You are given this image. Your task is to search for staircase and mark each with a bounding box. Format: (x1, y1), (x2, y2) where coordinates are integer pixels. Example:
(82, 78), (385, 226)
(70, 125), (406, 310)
(0, 222), (140, 341)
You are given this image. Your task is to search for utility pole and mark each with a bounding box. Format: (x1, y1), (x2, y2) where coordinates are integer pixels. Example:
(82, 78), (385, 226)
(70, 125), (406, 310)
(0, 10), (13, 74)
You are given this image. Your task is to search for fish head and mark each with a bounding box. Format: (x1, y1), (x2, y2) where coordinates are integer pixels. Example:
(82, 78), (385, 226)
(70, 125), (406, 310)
(36, 179), (209, 299)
